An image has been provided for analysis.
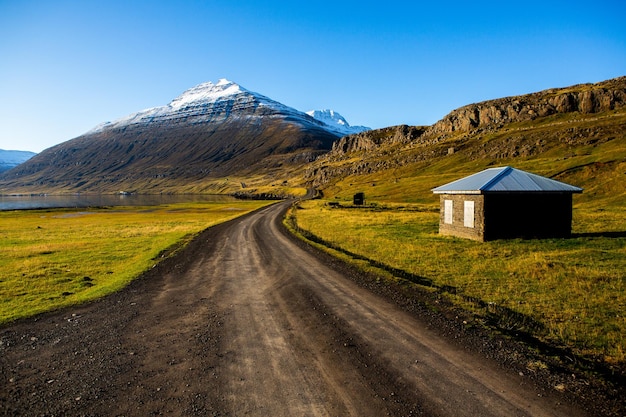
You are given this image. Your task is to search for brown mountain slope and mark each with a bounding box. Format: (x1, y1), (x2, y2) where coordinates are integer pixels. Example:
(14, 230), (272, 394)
(0, 81), (340, 194)
(2, 77), (624, 196)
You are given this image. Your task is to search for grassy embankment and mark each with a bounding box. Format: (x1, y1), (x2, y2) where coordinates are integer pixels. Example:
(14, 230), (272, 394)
(288, 201), (625, 366)
(0, 200), (272, 324)
(287, 113), (626, 369)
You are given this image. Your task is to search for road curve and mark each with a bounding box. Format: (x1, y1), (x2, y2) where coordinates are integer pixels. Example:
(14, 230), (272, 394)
(1, 201), (587, 416)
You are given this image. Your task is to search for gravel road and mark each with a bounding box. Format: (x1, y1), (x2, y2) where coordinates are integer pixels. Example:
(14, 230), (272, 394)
(0, 201), (595, 416)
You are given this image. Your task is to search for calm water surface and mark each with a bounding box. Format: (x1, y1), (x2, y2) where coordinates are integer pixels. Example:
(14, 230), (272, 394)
(0, 194), (236, 211)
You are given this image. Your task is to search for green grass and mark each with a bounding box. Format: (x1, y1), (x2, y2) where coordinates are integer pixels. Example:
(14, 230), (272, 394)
(0, 200), (272, 324)
(288, 200), (626, 366)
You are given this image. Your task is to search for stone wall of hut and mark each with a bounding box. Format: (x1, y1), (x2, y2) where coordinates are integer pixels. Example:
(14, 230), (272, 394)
(438, 193), (574, 241)
(438, 194), (485, 241)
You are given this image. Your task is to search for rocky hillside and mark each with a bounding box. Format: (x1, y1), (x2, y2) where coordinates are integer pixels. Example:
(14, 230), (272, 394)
(305, 76), (626, 189)
(330, 125), (427, 154)
(2, 76), (624, 196)
(427, 76), (626, 136)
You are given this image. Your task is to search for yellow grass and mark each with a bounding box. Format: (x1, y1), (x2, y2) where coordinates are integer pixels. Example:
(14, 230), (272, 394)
(288, 200), (626, 365)
(0, 201), (272, 323)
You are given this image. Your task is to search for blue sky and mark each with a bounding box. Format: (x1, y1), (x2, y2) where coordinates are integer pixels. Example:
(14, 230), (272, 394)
(1, 0), (625, 152)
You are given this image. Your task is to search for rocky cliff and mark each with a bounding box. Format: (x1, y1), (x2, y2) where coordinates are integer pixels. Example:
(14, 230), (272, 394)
(427, 77), (626, 136)
(330, 125), (426, 155)
(306, 76), (626, 188)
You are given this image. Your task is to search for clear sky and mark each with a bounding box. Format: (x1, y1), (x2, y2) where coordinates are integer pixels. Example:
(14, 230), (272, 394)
(1, 0), (625, 153)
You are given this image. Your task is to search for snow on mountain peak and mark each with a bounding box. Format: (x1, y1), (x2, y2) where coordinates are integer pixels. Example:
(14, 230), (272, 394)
(307, 109), (370, 136)
(85, 79), (368, 138)
(307, 109), (347, 126)
(87, 79), (253, 133)
(169, 78), (245, 109)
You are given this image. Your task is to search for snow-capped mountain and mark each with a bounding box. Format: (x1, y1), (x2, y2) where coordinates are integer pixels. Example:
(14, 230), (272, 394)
(0, 79), (347, 193)
(0, 149), (36, 173)
(90, 79), (335, 134)
(306, 109), (370, 136)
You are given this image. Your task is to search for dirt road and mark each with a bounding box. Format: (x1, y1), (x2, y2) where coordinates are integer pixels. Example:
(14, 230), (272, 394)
(1, 201), (590, 416)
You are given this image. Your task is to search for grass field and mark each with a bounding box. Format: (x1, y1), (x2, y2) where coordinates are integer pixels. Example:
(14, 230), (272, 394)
(288, 200), (626, 366)
(288, 107), (626, 373)
(0, 200), (272, 324)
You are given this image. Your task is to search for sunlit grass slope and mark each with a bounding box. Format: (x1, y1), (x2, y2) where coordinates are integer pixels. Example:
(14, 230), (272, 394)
(316, 111), (626, 206)
(289, 201), (625, 365)
(0, 200), (272, 324)
(288, 108), (626, 368)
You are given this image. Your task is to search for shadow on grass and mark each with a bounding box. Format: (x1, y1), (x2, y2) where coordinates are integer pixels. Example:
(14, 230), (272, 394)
(573, 231), (626, 238)
(286, 212), (626, 399)
(287, 216), (544, 335)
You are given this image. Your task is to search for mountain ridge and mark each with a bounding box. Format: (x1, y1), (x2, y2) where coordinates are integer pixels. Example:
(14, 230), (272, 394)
(305, 76), (626, 192)
(306, 109), (370, 136)
(87, 79), (310, 134)
(0, 149), (36, 174)
(0, 80), (346, 194)
(1, 76), (624, 197)
(427, 76), (626, 136)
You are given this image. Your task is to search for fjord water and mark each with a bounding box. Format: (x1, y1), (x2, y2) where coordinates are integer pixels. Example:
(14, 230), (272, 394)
(0, 194), (236, 211)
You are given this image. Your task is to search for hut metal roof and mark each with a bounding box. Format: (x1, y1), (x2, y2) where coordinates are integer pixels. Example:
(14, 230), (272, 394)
(432, 166), (583, 194)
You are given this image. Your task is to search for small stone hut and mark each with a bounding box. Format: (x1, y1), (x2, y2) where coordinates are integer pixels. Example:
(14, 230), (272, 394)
(432, 166), (582, 241)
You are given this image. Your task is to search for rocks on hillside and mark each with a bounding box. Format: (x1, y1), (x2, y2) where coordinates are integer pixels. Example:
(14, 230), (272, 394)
(326, 78), (626, 161)
(331, 125), (426, 155)
(427, 78), (626, 135)
(305, 76), (626, 188)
